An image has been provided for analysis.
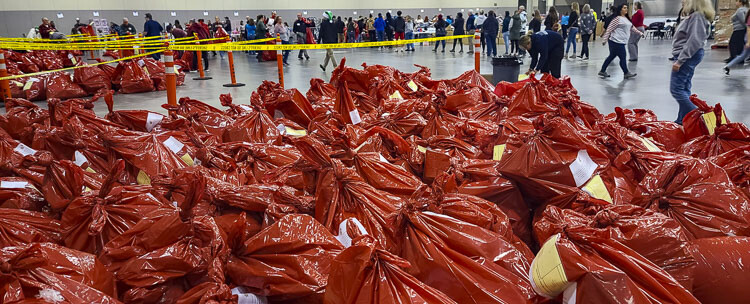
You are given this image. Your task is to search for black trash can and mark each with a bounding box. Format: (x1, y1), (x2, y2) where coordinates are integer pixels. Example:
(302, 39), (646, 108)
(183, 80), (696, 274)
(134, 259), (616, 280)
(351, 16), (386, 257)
(491, 56), (522, 85)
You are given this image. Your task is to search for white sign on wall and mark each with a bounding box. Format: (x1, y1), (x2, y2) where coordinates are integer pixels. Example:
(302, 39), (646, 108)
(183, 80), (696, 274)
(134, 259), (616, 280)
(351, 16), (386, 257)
(132, 11), (139, 17)
(203, 11), (209, 16)
(93, 11), (99, 17)
(171, 11), (177, 17)
(56, 12), (64, 19)
(234, 11), (239, 16)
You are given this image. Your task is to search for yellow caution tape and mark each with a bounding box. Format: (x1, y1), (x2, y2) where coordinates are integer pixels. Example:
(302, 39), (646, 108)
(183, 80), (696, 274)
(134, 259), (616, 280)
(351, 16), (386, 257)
(0, 49), (163, 81)
(168, 35), (474, 51)
(0, 37), (274, 51)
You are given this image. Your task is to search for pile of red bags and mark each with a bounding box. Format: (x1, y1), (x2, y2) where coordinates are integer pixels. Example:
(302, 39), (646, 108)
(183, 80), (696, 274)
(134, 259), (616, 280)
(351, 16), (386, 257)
(1, 58), (749, 303)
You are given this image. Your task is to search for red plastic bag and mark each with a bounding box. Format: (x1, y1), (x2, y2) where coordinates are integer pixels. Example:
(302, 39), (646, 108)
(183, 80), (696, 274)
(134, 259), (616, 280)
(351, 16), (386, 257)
(0, 176), (46, 211)
(677, 122), (750, 158)
(689, 236), (750, 304)
(610, 107), (686, 152)
(45, 72), (88, 100)
(73, 64), (112, 95)
(0, 208), (62, 247)
(505, 77), (559, 118)
(710, 145), (750, 193)
(22, 76), (46, 101)
(1, 98), (49, 144)
(256, 81), (316, 127)
(632, 157), (750, 239)
(119, 60), (154, 94)
(682, 95), (728, 139)
(0, 242), (119, 303)
(324, 235), (457, 304)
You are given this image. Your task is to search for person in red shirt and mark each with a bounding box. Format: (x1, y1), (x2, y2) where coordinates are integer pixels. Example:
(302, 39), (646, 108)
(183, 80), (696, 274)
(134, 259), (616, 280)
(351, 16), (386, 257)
(214, 25), (229, 59)
(628, 2), (646, 61)
(187, 19), (211, 71)
(38, 17), (55, 39)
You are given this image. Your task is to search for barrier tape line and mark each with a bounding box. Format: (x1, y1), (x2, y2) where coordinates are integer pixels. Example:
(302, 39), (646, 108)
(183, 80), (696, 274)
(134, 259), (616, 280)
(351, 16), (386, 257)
(167, 35), (474, 51)
(0, 49), (163, 81)
(0, 36), (265, 50)
(0, 34), (140, 42)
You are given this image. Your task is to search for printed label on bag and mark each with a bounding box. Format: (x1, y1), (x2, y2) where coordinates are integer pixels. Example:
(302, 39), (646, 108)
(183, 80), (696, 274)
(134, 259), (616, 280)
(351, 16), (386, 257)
(23, 81), (34, 91)
(335, 218), (368, 248)
(639, 136), (660, 152)
(136, 170), (151, 185)
(407, 80), (418, 92)
(13, 143), (36, 156)
(1, 181), (28, 189)
(276, 124), (286, 134)
(417, 145), (427, 153)
(389, 90), (403, 100)
(349, 109), (362, 125)
(73, 150), (88, 166)
(493, 144), (506, 161)
(162, 136), (185, 154)
(85, 167), (96, 173)
(181, 153), (195, 166)
(581, 175), (613, 203)
(569, 150), (597, 187)
(137, 59), (145, 67)
(530, 233), (570, 298)
(12, 81), (23, 87)
(284, 127), (306, 136)
(145, 113), (163, 132)
(68, 53), (77, 65)
(174, 65), (180, 74)
(701, 112), (728, 135)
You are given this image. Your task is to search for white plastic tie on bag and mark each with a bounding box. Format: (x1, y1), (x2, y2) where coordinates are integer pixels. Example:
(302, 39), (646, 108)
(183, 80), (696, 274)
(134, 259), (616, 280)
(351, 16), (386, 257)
(145, 112), (163, 132)
(335, 218), (368, 248)
(36, 288), (64, 304)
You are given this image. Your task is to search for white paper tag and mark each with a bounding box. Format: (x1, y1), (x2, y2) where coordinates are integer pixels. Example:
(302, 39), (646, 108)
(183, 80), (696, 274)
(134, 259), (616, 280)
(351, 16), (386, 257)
(1, 181), (29, 189)
(378, 153), (389, 163)
(137, 59), (145, 67)
(145, 113), (163, 132)
(239, 105), (251, 111)
(231, 287), (269, 304)
(276, 124), (286, 134)
(13, 143), (36, 156)
(349, 109), (362, 125)
(569, 150), (597, 187)
(73, 150), (88, 167)
(162, 136), (185, 154)
(335, 218), (368, 248)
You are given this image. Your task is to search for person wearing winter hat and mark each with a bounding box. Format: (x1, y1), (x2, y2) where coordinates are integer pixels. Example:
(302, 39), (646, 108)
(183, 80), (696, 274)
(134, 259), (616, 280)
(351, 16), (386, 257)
(319, 11), (339, 71)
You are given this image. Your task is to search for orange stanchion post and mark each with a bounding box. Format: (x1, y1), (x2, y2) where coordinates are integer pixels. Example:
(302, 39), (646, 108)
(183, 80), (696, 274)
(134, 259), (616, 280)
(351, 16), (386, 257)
(474, 29), (480, 73)
(276, 34), (284, 88)
(223, 36), (245, 87)
(0, 53), (11, 101)
(116, 36), (123, 59)
(193, 34), (212, 80)
(163, 45), (178, 106)
(133, 34), (141, 56)
(138, 33), (144, 54)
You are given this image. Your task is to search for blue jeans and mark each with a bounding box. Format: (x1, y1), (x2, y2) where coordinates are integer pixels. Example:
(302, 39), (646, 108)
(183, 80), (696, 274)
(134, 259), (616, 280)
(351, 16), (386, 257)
(485, 34), (497, 57)
(281, 40), (290, 63)
(727, 45), (750, 68)
(503, 31), (510, 54)
(405, 31), (414, 50)
(671, 48), (704, 124)
(376, 30), (385, 42)
(566, 27), (578, 54)
(434, 35), (446, 50)
(601, 40), (629, 74)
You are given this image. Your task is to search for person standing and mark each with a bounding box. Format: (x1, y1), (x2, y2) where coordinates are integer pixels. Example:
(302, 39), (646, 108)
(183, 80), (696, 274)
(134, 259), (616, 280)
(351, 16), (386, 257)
(466, 10), (476, 53)
(561, 12), (570, 39)
(433, 14), (448, 52)
(502, 11), (512, 54)
(174, 19), (182, 29)
(726, 0), (749, 63)
(374, 13), (386, 46)
(270, 16), (290, 65)
(214, 23), (229, 59)
(385, 12), (395, 43)
(565, 2), (580, 59)
(224, 17), (232, 33)
(628, 2), (646, 61)
(405, 15), (416, 51)
(212, 16), (222, 38)
(346, 17), (356, 43)
(394, 11), (406, 52)
(520, 29), (565, 78)
(519, 6), (528, 32)
(599, 4), (643, 79)
(187, 19), (210, 71)
(120, 17), (137, 35)
(143, 13), (163, 60)
(255, 15), (268, 61)
(529, 10), (542, 33)
(451, 12), (466, 53)
(319, 11), (338, 71)
(483, 11), (500, 57)
(245, 19), (256, 54)
(334, 16), (345, 43)
(509, 9), (522, 55)
(293, 14), (309, 60)
(544, 7), (559, 31)
(579, 4), (596, 60)
(725, 2), (750, 74)
(671, 0), (713, 123)
(475, 10), (487, 54)
(367, 14), (376, 42)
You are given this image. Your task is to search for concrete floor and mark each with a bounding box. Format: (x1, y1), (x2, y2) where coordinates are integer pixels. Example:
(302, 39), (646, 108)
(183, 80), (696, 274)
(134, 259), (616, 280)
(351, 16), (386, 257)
(13, 38), (750, 125)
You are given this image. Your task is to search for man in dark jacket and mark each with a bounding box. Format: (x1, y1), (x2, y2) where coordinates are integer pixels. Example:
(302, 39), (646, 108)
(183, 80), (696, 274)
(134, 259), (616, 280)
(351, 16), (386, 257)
(394, 11), (406, 41)
(451, 12), (466, 53)
(466, 10), (476, 53)
(293, 13), (309, 59)
(335, 16), (345, 43)
(143, 13), (164, 59)
(187, 19), (210, 71)
(520, 29), (564, 78)
(223, 17), (232, 32)
(385, 12), (395, 42)
(483, 11), (500, 57)
(120, 17), (137, 35)
(319, 12), (338, 71)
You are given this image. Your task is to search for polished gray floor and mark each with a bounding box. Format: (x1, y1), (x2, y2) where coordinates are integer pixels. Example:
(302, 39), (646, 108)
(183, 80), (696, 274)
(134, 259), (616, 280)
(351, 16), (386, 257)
(10, 39), (750, 125)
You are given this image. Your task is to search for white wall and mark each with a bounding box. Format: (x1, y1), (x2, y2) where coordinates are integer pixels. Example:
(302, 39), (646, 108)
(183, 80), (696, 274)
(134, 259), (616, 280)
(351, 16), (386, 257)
(0, 0), (519, 11)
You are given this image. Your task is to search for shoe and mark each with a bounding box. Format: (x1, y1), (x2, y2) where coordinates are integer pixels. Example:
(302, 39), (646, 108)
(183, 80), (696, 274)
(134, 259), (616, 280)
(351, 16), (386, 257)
(298, 57), (303, 60)
(305, 56), (310, 60)
(441, 49), (445, 53)
(204, 69), (209, 72)
(319, 64), (326, 72)
(724, 58), (732, 63)
(450, 50), (455, 53)
(668, 57), (676, 61)
(628, 59), (638, 62)
(565, 53), (569, 59)
(578, 55), (583, 58)
(283, 62), (289, 66)
(583, 57), (589, 61)
(432, 49), (437, 52)
(724, 67), (730, 75)
(624, 72), (637, 79)
(459, 50), (463, 53)
(598, 71), (610, 78)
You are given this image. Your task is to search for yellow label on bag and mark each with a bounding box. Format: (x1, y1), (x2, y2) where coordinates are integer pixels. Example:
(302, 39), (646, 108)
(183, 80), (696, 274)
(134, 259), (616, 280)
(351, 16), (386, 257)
(407, 80), (418, 92)
(174, 66), (179, 74)
(389, 90), (403, 100)
(23, 81), (33, 91)
(70, 56), (77, 65)
(417, 145), (427, 153)
(518, 73), (530, 81)
(639, 137), (660, 152)
(85, 167), (96, 174)
(531, 234), (569, 298)
(284, 127), (307, 136)
(181, 153), (195, 166)
(12, 81), (22, 87)
(701, 112), (727, 135)
(136, 170), (151, 185)
(581, 174), (613, 203)
(493, 144), (506, 161)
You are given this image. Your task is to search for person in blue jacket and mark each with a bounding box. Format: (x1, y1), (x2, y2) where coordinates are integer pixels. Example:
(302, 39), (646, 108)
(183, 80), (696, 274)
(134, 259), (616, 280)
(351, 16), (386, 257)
(519, 29), (565, 78)
(143, 13), (164, 60)
(374, 13), (386, 47)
